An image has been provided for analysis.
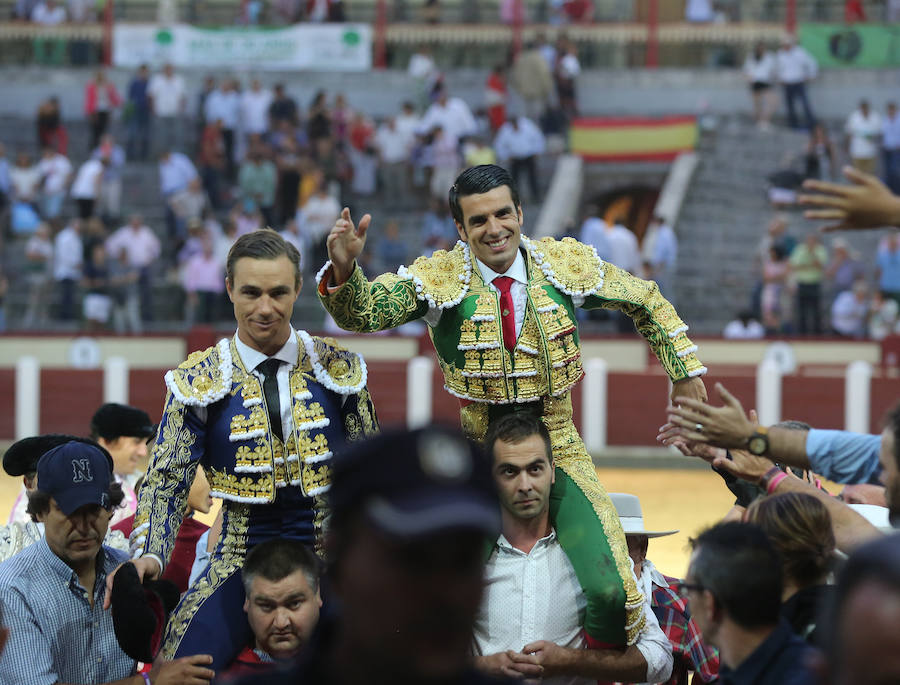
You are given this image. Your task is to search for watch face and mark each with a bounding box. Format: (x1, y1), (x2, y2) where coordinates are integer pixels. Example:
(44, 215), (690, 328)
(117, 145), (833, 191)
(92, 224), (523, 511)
(748, 436), (767, 455)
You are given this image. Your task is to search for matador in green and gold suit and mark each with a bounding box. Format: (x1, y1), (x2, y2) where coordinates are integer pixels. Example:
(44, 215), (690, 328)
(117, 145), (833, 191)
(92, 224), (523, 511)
(316, 233), (706, 647)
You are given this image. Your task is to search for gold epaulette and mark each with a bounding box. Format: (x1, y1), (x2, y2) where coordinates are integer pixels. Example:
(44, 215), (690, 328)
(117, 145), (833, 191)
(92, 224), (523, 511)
(297, 330), (368, 395)
(399, 240), (472, 310)
(524, 236), (604, 297)
(164, 338), (234, 407)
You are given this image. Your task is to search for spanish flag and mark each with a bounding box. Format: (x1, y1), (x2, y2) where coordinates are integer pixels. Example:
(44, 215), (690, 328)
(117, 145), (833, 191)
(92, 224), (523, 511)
(569, 115), (698, 162)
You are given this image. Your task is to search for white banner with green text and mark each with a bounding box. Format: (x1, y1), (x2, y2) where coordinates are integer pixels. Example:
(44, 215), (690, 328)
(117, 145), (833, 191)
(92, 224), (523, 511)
(113, 23), (372, 71)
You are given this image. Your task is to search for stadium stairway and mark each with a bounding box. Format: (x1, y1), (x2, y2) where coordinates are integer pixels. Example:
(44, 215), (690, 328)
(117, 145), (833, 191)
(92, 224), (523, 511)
(671, 116), (883, 335)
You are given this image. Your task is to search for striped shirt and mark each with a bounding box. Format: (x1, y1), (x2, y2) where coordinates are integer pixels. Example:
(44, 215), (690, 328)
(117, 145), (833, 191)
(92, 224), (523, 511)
(0, 538), (135, 685)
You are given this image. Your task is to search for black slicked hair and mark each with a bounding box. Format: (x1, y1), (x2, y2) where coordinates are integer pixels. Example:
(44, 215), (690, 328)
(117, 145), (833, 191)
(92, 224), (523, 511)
(448, 165), (520, 227)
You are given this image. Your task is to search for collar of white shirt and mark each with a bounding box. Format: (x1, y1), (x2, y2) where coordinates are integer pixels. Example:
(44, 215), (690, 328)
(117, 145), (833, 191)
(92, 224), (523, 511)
(495, 528), (557, 555)
(233, 329), (299, 372)
(475, 248), (528, 287)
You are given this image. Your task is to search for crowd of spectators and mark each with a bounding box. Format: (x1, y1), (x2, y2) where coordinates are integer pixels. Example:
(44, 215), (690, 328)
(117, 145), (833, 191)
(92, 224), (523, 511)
(0, 54), (569, 331)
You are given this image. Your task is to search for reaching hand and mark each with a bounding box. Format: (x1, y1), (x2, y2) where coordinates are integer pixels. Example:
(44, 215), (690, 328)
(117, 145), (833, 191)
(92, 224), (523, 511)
(709, 448), (775, 483)
(663, 382), (756, 449)
(799, 166), (900, 231)
(326, 207), (371, 285)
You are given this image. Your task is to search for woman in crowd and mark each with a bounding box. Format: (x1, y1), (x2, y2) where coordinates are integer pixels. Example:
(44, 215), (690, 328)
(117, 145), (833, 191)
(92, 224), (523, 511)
(745, 492), (835, 644)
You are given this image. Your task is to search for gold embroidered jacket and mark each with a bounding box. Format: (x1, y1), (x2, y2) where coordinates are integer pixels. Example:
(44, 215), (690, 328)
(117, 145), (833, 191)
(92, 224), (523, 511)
(318, 235), (705, 405)
(132, 331), (378, 567)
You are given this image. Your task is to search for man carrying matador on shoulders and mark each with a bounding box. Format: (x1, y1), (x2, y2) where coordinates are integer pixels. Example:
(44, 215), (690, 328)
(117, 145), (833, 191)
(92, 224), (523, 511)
(317, 164), (707, 649)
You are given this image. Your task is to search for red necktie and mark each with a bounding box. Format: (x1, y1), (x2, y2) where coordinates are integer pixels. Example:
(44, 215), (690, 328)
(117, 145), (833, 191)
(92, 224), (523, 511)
(493, 276), (516, 352)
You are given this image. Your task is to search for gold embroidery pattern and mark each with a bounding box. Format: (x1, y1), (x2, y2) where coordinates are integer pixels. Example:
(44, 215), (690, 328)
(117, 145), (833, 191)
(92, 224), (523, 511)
(229, 406), (268, 440)
(208, 466), (274, 502)
(531, 236), (604, 295)
(591, 262), (705, 380)
(134, 392), (199, 563)
(312, 494), (330, 558)
(355, 388), (378, 438)
(167, 343), (231, 405)
(322, 266), (426, 333)
(162, 504), (250, 659)
(240, 375), (262, 406)
(293, 401), (328, 426)
(459, 403), (490, 443)
(234, 443), (274, 472)
(541, 394), (646, 645)
(313, 336), (367, 391)
(405, 244), (469, 308)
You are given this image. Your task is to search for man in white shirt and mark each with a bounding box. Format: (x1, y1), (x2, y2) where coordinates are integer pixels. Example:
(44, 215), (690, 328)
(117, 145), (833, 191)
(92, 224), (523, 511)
(642, 215), (678, 300)
(148, 63), (187, 154)
(606, 217), (641, 275)
(70, 157), (105, 219)
(845, 100), (882, 175)
(473, 413), (673, 684)
(106, 214), (162, 323)
(831, 281), (869, 338)
(240, 79), (273, 140)
(883, 101), (900, 194)
(31, 0), (65, 23)
(774, 35), (818, 131)
(375, 116), (412, 203)
(37, 146), (72, 220)
(53, 218), (83, 321)
(417, 88), (477, 146)
(204, 79), (240, 179)
(493, 115), (545, 202)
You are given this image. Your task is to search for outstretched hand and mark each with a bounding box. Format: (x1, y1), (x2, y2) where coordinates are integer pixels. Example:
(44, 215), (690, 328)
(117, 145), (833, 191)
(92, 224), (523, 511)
(799, 166), (900, 231)
(661, 382), (755, 449)
(326, 207), (372, 285)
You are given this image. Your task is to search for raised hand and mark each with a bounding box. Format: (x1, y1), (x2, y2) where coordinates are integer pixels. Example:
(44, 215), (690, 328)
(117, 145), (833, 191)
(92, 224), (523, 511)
(327, 207), (372, 285)
(799, 166), (900, 231)
(664, 382), (756, 449)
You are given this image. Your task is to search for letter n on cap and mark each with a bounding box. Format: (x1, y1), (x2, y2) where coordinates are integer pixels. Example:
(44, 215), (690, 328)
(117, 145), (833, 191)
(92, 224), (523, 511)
(72, 459), (94, 483)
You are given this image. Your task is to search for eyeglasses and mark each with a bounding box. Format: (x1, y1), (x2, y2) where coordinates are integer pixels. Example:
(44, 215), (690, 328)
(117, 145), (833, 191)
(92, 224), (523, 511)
(676, 581), (706, 595)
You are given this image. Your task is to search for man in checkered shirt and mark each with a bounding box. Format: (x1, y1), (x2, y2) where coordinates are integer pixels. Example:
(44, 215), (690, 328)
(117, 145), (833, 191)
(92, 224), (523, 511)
(612, 493), (719, 685)
(0, 440), (214, 685)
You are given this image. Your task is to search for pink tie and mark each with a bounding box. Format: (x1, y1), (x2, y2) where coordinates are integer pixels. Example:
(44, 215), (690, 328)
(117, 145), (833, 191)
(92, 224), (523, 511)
(493, 276), (516, 352)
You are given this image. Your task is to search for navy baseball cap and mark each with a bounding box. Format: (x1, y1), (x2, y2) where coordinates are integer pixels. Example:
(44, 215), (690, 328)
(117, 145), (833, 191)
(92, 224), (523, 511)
(36, 441), (112, 515)
(329, 426), (500, 539)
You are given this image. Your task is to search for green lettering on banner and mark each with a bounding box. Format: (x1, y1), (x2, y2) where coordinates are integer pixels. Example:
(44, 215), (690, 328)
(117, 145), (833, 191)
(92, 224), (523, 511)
(799, 23), (900, 68)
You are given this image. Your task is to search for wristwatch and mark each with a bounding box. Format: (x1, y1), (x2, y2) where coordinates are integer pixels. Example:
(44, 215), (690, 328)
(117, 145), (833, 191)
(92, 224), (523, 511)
(747, 426), (770, 456)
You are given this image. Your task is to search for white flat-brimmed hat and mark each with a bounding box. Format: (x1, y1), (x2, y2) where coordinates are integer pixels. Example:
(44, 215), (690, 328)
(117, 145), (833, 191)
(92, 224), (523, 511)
(610, 492), (679, 538)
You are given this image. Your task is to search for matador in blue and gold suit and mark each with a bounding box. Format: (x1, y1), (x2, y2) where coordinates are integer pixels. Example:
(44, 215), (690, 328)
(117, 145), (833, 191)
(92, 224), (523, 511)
(130, 329), (377, 670)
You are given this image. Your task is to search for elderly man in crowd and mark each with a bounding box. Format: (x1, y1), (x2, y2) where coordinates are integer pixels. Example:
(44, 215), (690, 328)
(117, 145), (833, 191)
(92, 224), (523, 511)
(611, 492), (719, 685)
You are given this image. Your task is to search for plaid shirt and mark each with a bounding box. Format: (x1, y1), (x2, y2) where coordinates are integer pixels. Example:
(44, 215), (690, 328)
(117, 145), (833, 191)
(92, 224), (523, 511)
(648, 562), (719, 685)
(0, 537), (134, 685)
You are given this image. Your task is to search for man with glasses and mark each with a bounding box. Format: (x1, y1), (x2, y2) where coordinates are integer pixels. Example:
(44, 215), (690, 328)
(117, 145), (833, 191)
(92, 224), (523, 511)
(683, 522), (814, 685)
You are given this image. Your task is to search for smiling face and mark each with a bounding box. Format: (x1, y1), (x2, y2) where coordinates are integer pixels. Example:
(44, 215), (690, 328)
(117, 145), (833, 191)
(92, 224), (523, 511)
(455, 186), (523, 274)
(226, 255), (301, 356)
(99, 435), (149, 476)
(491, 434), (554, 523)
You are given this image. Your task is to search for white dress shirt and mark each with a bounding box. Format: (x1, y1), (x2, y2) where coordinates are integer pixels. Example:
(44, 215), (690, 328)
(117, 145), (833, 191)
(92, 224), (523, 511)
(775, 46), (818, 84)
(845, 109), (882, 160)
(422, 247), (593, 330)
(417, 98), (477, 144)
(743, 52), (775, 84)
(883, 112), (900, 151)
(240, 89), (273, 135)
(148, 73), (186, 116)
(53, 225), (82, 280)
(106, 225), (162, 268)
(204, 89), (240, 130)
(494, 117), (546, 161)
(473, 529), (674, 685)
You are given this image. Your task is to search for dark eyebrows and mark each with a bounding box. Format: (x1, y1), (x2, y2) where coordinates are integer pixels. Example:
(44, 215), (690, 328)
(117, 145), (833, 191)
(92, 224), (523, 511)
(466, 205), (515, 227)
(239, 285), (292, 296)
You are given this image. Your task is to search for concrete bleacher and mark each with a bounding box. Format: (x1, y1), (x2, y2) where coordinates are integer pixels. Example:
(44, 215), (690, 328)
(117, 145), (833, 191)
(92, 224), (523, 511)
(673, 115), (884, 334)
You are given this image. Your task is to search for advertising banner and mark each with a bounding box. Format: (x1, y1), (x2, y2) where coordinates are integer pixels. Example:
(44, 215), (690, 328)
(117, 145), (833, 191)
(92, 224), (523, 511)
(113, 23), (372, 71)
(799, 23), (900, 68)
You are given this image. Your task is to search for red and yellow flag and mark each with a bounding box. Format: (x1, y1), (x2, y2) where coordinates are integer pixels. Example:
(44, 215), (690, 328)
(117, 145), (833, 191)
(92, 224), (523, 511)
(569, 115), (698, 162)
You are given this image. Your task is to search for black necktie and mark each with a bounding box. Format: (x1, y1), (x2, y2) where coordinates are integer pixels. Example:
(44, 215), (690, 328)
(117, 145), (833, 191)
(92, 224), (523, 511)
(257, 358), (283, 442)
